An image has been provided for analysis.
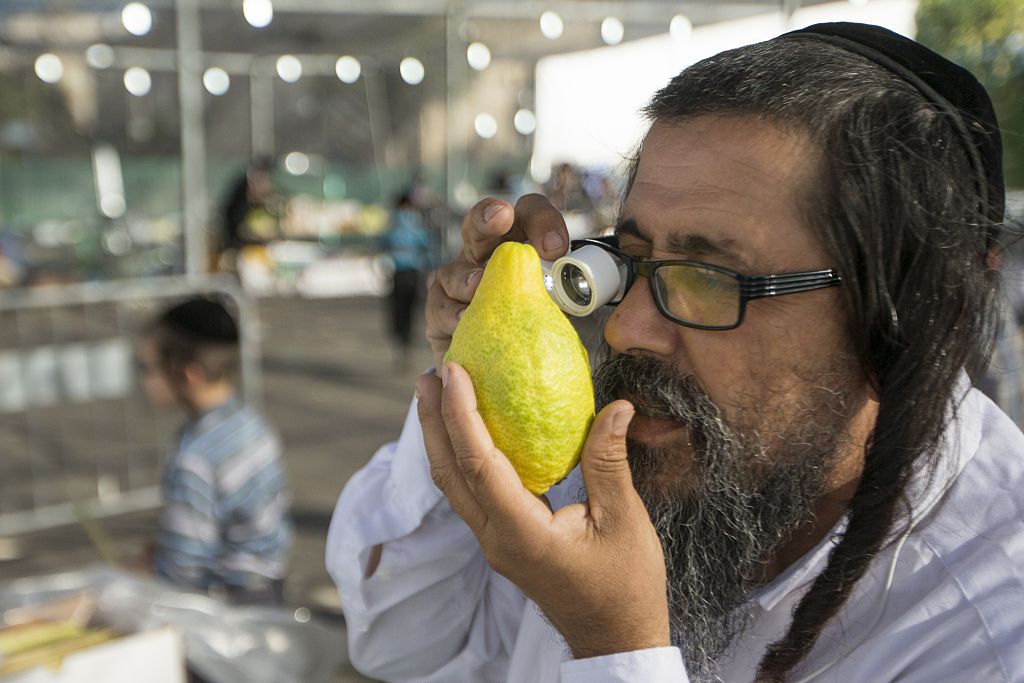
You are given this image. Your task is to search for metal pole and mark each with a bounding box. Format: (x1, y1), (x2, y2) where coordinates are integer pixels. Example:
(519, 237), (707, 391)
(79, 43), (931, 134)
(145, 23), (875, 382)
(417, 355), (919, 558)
(250, 60), (275, 157)
(362, 60), (391, 204)
(781, 0), (802, 27)
(444, 1), (467, 260)
(175, 0), (209, 278)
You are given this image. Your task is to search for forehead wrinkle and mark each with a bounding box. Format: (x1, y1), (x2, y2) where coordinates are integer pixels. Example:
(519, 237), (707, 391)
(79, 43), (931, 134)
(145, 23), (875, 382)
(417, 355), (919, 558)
(630, 175), (757, 209)
(625, 174), (774, 242)
(615, 216), (752, 270)
(632, 121), (816, 221)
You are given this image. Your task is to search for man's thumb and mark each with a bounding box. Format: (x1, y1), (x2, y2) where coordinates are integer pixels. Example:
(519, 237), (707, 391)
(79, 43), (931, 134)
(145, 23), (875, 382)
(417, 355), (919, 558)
(580, 400), (638, 523)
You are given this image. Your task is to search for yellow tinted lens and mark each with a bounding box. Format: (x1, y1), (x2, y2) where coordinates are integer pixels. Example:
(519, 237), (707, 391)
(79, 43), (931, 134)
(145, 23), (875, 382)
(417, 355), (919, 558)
(655, 264), (740, 327)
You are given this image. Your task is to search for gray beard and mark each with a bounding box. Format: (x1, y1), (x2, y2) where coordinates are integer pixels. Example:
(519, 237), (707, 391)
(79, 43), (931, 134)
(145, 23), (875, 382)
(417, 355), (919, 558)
(591, 351), (853, 681)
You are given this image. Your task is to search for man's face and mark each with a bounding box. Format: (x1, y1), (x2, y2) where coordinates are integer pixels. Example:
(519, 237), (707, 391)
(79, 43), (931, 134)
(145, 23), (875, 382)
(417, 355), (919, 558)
(603, 115), (868, 497)
(594, 115), (872, 675)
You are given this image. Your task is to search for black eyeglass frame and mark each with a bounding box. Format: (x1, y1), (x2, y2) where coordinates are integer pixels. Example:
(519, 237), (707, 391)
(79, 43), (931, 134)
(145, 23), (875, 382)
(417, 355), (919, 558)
(572, 236), (843, 331)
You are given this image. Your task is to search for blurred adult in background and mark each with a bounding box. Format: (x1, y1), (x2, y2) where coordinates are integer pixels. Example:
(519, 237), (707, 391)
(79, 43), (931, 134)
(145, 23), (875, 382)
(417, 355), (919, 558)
(546, 163), (601, 239)
(545, 162), (593, 214)
(138, 297), (292, 605)
(216, 157), (281, 272)
(405, 168), (437, 213)
(381, 192), (431, 369)
(327, 23), (1024, 682)
(0, 228), (27, 288)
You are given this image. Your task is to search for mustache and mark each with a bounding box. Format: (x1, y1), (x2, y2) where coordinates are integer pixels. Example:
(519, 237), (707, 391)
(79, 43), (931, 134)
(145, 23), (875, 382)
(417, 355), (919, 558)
(593, 353), (725, 445)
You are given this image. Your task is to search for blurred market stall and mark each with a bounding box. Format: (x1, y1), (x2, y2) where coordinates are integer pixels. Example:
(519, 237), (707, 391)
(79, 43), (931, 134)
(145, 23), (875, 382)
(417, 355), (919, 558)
(0, 0), (889, 292)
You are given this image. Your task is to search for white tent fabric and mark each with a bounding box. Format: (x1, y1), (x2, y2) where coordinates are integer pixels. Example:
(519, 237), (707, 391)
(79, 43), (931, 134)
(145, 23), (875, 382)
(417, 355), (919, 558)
(530, 0), (919, 182)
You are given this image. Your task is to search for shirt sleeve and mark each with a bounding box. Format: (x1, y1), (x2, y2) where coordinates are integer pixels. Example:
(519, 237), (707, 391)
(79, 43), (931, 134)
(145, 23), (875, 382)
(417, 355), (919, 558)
(218, 429), (293, 584)
(326, 396), (527, 682)
(561, 647), (689, 683)
(154, 451), (221, 588)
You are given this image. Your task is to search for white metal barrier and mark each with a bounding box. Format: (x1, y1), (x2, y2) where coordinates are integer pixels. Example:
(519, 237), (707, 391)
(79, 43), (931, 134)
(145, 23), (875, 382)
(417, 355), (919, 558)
(0, 276), (262, 536)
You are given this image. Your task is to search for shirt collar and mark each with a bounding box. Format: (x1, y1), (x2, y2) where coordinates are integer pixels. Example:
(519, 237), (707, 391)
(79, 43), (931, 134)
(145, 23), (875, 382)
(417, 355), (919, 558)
(183, 395), (243, 441)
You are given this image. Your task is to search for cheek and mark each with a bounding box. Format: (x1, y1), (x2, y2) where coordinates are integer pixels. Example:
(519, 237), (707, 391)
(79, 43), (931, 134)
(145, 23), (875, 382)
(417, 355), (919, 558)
(682, 320), (843, 423)
(681, 331), (761, 412)
(143, 374), (178, 407)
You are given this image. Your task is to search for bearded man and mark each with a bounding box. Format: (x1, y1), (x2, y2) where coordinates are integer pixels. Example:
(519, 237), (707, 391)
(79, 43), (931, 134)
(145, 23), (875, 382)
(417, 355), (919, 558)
(326, 23), (1024, 682)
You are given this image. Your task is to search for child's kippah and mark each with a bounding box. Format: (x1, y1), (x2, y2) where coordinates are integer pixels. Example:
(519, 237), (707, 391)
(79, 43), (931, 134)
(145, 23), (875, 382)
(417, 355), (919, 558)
(160, 297), (239, 343)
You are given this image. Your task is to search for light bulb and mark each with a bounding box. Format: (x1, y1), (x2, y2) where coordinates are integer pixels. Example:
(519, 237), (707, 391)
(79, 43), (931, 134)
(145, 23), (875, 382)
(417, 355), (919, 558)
(474, 113), (498, 139)
(467, 42), (491, 71)
(540, 11), (564, 40)
(203, 67), (230, 95)
(243, 0), (273, 28)
(514, 109), (536, 135)
(670, 14), (692, 42)
(121, 3), (152, 37)
(35, 54), (64, 84)
(124, 67), (152, 96)
(335, 56), (361, 83)
(400, 57), (425, 85)
(276, 55), (302, 82)
(601, 17), (624, 46)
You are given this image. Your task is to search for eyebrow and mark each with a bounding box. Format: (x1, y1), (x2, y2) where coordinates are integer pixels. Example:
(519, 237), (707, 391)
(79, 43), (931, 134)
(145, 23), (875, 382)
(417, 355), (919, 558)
(614, 217), (751, 270)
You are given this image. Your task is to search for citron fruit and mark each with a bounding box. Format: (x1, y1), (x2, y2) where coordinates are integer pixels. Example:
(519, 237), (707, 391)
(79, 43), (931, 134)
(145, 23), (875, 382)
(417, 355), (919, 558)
(444, 241), (595, 494)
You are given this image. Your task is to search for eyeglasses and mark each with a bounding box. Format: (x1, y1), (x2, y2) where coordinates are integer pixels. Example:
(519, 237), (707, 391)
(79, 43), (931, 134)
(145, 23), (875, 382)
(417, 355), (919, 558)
(573, 236), (843, 331)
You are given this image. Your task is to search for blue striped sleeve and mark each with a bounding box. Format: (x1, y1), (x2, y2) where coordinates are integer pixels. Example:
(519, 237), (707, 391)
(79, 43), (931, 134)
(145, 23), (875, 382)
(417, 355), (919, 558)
(154, 452), (221, 588)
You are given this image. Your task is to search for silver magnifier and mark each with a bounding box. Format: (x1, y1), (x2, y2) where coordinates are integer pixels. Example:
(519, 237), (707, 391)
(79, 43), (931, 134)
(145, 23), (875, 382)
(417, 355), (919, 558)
(540, 241), (628, 317)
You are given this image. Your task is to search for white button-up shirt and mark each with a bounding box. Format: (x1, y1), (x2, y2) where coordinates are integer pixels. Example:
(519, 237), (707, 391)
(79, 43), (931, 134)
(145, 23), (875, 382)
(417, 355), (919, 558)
(326, 385), (1024, 682)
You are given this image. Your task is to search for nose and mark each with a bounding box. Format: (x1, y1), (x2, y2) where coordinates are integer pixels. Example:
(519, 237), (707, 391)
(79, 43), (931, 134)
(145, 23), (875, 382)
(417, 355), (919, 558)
(603, 275), (680, 359)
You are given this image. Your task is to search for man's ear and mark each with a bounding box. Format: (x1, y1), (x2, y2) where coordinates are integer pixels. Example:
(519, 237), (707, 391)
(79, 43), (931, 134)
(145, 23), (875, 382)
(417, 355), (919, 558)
(860, 363), (881, 403)
(182, 362), (206, 389)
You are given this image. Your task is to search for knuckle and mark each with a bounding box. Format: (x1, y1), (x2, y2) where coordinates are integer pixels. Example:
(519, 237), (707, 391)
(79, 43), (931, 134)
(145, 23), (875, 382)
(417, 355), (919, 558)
(425, 290), (462, 339)
(424, 324), (447, 343)
(424, 293), (444, 328)
(453, 444), (494, 490)
(586, 443), (631, 477)
(428, 461), (456, 493)
(464, 243), (493, 268)
(426, 274), (444, 300)
(437, 261), (472, 301)
(415, 397), (436, 425)
(434, 263), (459, 294)
(440, 395), (460, 424)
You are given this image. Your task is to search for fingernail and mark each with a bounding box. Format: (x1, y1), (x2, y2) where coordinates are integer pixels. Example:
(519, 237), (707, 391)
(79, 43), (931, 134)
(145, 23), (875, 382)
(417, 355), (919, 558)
(456, 307), (466, 321)
(466, 269), (483, 288)
(441, 363), (451, 387)
(542, 231), (565, 255)
(483, 202), (502, 223)
(414, 383), (421, 400)
(612, 407), (634, 437)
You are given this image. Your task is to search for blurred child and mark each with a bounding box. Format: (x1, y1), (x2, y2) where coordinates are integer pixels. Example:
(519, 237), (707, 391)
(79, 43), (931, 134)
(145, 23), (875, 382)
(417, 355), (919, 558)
(138, 296), (292, 605)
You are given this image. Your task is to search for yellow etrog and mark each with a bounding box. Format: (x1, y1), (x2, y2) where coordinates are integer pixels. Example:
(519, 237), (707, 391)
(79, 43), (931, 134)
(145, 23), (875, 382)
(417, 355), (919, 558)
(444, 241), (595, 494)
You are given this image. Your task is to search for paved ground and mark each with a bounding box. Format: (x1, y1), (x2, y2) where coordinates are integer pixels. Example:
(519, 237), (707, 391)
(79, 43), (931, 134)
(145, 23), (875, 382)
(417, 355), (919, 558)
(0, 294), (437, 683)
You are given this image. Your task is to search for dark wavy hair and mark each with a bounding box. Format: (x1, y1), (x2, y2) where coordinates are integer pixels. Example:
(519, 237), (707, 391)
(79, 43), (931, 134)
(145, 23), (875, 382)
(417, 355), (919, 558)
(632, 36), (1003, 680)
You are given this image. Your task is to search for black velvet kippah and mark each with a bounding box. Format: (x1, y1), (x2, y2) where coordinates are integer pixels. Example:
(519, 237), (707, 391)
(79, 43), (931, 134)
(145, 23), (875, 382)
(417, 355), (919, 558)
(160, 297), (239, 344)
(783, 22), (1004, 225)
